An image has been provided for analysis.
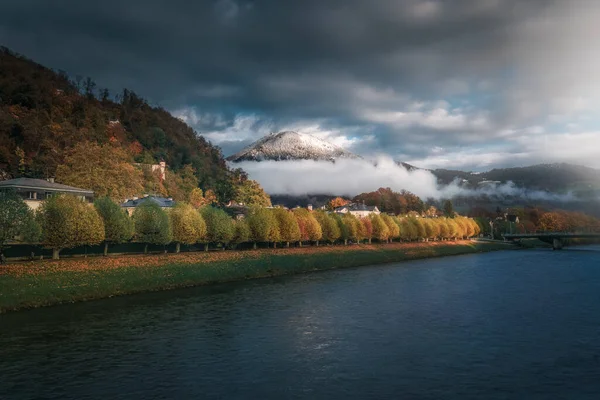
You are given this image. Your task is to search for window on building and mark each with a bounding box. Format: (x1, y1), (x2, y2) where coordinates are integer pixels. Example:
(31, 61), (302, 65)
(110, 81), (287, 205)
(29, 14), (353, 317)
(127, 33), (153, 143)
(27, 191), (37, 200)
(45, 192), (53, 199)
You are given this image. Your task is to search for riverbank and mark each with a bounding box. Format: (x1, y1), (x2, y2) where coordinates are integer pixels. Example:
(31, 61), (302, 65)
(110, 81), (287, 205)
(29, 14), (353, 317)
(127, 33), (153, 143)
(0, 241), (514, 313)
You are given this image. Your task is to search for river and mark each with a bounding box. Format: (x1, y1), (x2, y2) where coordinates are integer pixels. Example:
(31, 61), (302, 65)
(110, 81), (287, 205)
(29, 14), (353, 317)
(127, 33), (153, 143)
(1, 247), (600, 399)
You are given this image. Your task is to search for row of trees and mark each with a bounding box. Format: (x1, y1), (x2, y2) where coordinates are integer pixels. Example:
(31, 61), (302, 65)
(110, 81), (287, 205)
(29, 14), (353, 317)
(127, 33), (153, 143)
(0, 192), (482, 260)
(471, 207), (600, 237)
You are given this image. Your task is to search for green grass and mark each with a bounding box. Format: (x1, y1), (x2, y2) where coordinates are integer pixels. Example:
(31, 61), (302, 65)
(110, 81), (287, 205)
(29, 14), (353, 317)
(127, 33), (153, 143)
(0, 242), (511, 313)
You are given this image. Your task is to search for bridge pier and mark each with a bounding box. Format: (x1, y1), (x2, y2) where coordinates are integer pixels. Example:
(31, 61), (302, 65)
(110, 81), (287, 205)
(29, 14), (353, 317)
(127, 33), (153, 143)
(552, 238), (564, 250)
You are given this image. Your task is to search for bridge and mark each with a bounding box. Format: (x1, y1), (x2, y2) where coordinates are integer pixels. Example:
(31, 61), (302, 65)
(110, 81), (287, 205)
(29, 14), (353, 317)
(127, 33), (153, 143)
(503, 232), (600, 250)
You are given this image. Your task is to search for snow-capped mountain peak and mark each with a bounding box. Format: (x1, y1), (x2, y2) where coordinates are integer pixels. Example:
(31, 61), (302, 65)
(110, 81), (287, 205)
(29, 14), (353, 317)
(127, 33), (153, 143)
(226, 131), (360, 162)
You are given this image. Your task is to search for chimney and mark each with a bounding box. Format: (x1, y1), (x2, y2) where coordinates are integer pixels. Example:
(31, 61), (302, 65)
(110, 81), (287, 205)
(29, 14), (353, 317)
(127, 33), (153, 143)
(307, 204), (313, 211)
(47, 177), (55, 183)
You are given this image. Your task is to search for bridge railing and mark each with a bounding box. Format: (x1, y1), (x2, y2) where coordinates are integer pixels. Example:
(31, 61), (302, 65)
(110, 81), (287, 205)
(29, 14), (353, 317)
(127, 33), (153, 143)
(503, 231), (600, 238)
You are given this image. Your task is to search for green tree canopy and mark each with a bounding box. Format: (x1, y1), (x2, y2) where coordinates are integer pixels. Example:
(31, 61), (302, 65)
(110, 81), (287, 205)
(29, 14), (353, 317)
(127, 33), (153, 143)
(233, 218), (251, 246)
(341, 213), (360, 243)
(314, 211), (341, 244)
(200, 206), (234, 246)
(333, 214), (350, 244)
(38, 195), (105, 259)
(443, 199), (455, 218)
(94, 197), (134, 255)
(409, 217), (426, 240)
(246, 207), (278, 247)
(0, 190), (39, 251)
(133, 202), (172, 252)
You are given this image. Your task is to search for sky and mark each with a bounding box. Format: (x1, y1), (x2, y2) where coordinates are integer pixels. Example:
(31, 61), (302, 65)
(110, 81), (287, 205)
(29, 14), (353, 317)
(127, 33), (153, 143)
(2, 0), (600, 171)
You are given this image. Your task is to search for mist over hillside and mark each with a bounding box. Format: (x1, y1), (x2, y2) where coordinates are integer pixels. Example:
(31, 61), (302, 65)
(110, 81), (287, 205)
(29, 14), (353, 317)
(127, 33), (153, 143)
(228, 132), (600, 204)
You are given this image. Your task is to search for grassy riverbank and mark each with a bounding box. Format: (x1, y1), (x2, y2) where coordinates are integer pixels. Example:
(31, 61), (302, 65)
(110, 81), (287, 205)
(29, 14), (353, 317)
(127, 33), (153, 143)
(0, 241), (513, 313)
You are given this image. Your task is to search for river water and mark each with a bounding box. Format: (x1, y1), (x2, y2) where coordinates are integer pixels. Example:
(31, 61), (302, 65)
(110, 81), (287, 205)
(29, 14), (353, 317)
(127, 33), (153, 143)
(1, 247), (600, 399)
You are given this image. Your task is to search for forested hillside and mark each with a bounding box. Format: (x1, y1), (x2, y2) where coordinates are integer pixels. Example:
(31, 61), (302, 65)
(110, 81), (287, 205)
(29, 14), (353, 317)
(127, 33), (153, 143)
(0, 47), (267, 204)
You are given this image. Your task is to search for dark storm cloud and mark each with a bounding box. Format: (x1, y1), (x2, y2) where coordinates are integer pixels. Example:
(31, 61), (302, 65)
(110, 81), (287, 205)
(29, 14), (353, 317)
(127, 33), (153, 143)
(1, 0), (599, 169)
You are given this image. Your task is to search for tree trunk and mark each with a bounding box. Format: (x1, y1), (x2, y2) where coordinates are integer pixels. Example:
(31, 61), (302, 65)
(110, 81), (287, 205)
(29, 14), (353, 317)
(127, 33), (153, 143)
(205, 243), (209, 252)
(52, 248), (60, 260)
(273, 242), (277, 248)
(104, 242), (109, 256)
(368, 238), (372, 244)
(144, 244), (148, 254)
(316, 240), (319, 247)
(286, 241), (290, 248)
(175, 242), (181, 253)
(253, 242), (257, 250)
(344, 239), (348, 246)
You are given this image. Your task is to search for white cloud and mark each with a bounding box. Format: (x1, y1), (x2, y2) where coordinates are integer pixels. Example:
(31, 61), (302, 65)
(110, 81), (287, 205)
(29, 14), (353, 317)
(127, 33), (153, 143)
(361, 105), (489, 131)
(235, 156), (576, 202)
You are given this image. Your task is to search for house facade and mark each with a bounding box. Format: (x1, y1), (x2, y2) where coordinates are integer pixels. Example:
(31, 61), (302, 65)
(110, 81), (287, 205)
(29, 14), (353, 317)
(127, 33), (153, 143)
(334, 203), (380, 217)
(0, 178), (94, 210)
(120, 195), (176, 216)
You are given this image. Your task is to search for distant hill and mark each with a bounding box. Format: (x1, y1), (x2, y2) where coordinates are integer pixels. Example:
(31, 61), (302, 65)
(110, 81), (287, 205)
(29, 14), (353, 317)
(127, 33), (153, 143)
(227, 131), (360, 162)
(395, 161), (599, 196)
(425, 163), (600, 196)
(0, 46), (244, 201)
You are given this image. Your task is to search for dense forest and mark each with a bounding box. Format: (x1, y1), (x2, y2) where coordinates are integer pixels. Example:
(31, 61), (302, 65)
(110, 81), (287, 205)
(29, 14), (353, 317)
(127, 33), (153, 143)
(0, 47), (268, 204)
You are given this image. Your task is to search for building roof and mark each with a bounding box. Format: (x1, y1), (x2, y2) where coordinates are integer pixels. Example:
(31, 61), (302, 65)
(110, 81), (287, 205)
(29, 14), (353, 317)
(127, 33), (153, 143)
(121, 195), (176, 208)
(335, 203), (379, 212)
(0, 177), (93, 194)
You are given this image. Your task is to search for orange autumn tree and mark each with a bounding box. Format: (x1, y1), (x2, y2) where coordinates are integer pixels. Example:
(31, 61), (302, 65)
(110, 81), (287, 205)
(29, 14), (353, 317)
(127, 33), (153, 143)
(327, 197), (350, 210)
(189, 188), (218, 209)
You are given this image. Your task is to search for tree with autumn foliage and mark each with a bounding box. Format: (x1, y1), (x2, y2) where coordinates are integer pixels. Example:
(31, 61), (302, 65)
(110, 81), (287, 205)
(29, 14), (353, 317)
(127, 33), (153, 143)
(369, 214), (390, 243)
(360, 217), (373, 244)
(38, 195), (105, 259)
(327, 197), (350, 211)
(273, 208), (301, 247)
(292, 208), (322, 245)
(94, 196), (134, 256)
(164, 165), (199, 201)
(170, 203), (207, 253)
(380, 214), (400, 242)
(538, 212), (566, 232)
(234, 179), (272, 207)
(353, 187), (424, 214)
(56, 141), (144, 201)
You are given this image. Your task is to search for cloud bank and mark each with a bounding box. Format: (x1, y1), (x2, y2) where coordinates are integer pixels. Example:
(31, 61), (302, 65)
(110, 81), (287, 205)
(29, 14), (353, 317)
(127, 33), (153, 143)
(235, 157), (576, 201)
